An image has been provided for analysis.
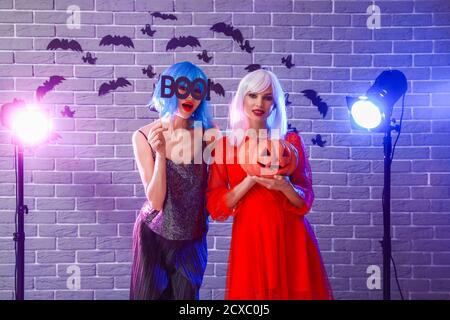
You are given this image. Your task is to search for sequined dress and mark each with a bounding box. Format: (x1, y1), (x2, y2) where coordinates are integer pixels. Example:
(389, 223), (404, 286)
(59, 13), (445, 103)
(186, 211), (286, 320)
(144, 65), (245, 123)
(130, 130), (208, 300)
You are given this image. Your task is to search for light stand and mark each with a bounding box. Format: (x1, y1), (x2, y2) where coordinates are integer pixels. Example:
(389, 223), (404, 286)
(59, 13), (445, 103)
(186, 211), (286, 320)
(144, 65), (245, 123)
(382, 105), (404, 300)
(347, 70), (407, 300)
(382, 119), (392, 300)
(1, 100), (52, 300)
(14, 142), (27, 300)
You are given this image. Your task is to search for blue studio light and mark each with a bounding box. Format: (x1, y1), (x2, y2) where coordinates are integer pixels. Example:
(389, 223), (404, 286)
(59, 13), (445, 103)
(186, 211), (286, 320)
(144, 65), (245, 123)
(347, 70), (407, 131)
(350, 96), (383, 130)
(345, 69), (408, 300)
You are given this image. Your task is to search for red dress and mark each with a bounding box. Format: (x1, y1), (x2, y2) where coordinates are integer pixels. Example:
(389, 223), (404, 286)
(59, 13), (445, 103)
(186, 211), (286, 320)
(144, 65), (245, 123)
(206, 131), (333, 300)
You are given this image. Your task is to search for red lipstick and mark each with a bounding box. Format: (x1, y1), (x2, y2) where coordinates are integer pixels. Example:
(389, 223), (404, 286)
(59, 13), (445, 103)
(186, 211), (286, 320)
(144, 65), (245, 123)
(252, 109), (265, 116)
(181, 101), (194, 112)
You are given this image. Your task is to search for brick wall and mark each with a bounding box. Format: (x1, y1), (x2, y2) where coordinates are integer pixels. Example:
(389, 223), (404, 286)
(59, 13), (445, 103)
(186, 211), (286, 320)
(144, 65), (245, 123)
(0, 0), (449, 300)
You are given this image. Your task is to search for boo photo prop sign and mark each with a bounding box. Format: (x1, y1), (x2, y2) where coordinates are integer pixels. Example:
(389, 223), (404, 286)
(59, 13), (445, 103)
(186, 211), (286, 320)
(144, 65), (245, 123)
(160, 75), (225, 101)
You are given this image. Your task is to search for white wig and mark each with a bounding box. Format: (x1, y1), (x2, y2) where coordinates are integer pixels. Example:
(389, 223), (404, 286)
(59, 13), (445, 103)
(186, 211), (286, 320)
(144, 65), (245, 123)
(228, 69), (287, 144)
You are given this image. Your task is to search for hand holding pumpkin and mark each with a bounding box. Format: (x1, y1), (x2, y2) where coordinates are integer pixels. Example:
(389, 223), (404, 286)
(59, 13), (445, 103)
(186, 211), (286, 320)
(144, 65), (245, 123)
(252, 174), (292, 192)
(239, 138), (299, 178)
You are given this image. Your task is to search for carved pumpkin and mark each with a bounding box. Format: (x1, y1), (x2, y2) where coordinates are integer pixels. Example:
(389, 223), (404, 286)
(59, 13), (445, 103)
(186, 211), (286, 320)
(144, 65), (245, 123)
(238, 138), (298, 177)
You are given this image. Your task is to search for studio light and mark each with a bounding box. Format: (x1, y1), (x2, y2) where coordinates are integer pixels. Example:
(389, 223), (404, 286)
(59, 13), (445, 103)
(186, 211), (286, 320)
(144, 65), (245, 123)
(347, 70), (407, 132)
(347, 70), (408, 300)
(1, 101), (53, 146)
(350, 97), (383, 129)
(1, 99), (53, 300)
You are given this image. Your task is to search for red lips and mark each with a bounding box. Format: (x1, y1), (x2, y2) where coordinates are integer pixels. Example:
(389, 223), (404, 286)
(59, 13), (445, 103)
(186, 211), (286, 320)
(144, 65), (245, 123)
(252, 109), (265, 116)
(182, 101), (194, 112)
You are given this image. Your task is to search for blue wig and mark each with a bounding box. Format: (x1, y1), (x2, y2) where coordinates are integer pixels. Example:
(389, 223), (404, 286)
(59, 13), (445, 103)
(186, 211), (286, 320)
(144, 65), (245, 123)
(149, 61), (214, 129)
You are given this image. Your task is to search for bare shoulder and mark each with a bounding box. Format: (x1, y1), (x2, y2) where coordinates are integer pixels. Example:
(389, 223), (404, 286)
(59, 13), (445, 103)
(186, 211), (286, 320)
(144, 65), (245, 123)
(133, 119), (160, 144)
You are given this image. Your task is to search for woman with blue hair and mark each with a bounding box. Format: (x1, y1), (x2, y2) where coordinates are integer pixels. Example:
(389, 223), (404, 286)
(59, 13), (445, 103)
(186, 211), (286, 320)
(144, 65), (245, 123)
(130, 61), (214, 300)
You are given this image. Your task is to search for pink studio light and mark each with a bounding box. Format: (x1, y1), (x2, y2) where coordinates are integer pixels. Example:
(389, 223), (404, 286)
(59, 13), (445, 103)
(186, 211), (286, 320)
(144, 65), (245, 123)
(0, 102), (54, 300)
(9, 104), (53, 146)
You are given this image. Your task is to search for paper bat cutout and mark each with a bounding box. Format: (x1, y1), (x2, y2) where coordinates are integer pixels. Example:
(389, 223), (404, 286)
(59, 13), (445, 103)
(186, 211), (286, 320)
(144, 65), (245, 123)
(209, 80), (225, 97)
(282, 54), (295, 69)
(141, 24), (156, 37)
(197, 50), (213, 63)
(36, 76), (66, 101)
(284, 92), (292, 107)
(240, 40), (254, 53)
(142, 65), (156, 78)
(99, 35), (135, 48)
(82, 52), (97, 64)
(98, 77), (131, 96)
(148, 105), (158, 112)
(301, 89), (329, 118)
(61, 105), (75, 118)
(150, 11), (177, 21)
(312, 134), (327, 147)
(47, 38), (83, 52)
(287, 123), (298, 134)
(245, 64), (262, 72)
(210, 22), (244, 45)
(166, 36), (201, 51)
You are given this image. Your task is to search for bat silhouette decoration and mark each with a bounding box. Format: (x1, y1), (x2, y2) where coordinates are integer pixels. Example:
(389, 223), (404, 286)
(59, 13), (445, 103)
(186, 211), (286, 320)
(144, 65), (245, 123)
(245, 64), (262, 72)
(287, 123), (298, 134)
(301, 89), (329, 118)
(61, 105), (75, 118)
(82, 52), (97, 64)
(166, 36), (201, 51)
(284, 93), (292, 107)
(312, 134), (327, 147)
(281, 55), (295, 69)
(150, 11), (177, 21)
(36, 76), (66, 101)
(47, 38), (83, 52)
(142, 65), (156, 78)
(208, 80), (225, 98)
(98, 77), (131, 96)
(99, 35), (134, 48)
(141, 24), (156, 37)
(197, 50), (213, 63)
(210, 22), (244, 45)
(240, 40), (254, 53)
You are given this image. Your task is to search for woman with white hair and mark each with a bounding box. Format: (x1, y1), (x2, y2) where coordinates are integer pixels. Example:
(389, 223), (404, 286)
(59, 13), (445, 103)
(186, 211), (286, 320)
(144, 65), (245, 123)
(206, 69), (333, 299)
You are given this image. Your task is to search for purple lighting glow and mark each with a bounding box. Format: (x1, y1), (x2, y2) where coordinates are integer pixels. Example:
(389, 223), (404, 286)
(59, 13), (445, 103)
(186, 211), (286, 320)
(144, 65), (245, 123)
(2, 103), (53, 146)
